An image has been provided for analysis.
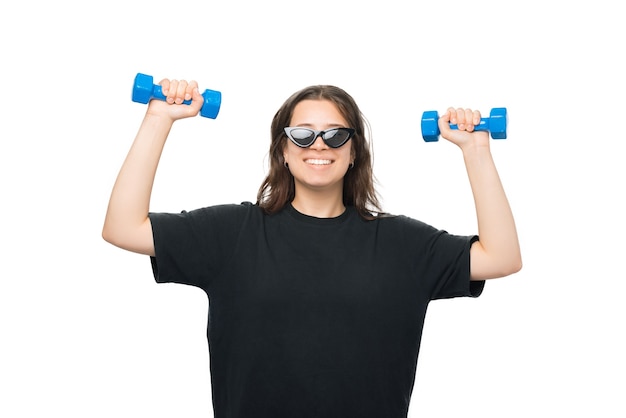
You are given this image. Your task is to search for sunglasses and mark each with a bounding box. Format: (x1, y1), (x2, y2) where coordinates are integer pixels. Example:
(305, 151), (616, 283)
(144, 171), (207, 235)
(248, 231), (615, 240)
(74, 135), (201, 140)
(284, 127), (355, 148)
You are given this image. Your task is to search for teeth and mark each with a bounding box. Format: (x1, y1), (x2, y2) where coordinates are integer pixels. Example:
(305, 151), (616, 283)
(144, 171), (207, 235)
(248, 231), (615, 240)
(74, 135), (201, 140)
(306, 159), (332, 165)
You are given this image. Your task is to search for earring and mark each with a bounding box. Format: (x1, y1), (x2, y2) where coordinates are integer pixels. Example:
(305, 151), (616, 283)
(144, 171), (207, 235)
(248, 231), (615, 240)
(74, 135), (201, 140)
(284, 161), (289, 168)
(349, 162), (354, 169)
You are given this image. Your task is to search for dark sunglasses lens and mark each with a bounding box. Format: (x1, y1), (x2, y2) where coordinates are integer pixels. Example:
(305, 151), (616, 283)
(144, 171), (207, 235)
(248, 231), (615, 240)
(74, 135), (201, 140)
(289, 128), (316, 146)
(323, 129), (352, 148)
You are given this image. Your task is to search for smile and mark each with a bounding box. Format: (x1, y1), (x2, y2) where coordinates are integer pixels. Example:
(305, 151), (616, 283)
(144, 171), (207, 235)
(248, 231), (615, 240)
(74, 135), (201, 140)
(305, 159), (332, 165)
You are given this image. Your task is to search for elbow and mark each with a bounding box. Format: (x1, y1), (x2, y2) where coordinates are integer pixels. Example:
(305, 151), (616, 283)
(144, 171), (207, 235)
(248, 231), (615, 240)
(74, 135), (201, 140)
(472, 241), (522, 280)
(511, 247), (523, 274)
(508, 258), (523, 276)
(514, 255), (523, 273)
(101, 218), (124, 248)
(474, 252), (522, 281)
(480, 261), (522, 281)
(497, 242), (523, 278)
(101, 223), (115, 246)
(500, 254), (523, 278)
(100, 217), (154, 256)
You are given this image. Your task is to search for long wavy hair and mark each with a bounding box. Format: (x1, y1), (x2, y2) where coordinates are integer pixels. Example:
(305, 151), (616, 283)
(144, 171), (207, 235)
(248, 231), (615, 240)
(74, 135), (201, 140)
(256, 85), (382, 220)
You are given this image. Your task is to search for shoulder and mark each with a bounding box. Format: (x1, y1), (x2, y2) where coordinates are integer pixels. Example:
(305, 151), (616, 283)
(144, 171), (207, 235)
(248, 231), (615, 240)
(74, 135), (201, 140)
(350, 212), (437, 244)
(150, 201), (264, 227)
(374, 212), (436, 232)
(372, 212), (470, 250)
(185, 201), (260, 217)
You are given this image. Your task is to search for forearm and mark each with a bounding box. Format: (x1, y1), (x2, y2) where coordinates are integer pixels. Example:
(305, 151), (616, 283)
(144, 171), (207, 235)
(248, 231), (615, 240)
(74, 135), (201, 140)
(102, 114), (173, 254)
(463, 144), (522, 279)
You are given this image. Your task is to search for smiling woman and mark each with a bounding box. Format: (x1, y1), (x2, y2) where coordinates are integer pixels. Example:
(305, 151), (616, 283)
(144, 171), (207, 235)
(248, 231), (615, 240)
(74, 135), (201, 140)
(280, 99), (357, 217)
(257, 85), (381, 220)
(102, 78), (521, 418)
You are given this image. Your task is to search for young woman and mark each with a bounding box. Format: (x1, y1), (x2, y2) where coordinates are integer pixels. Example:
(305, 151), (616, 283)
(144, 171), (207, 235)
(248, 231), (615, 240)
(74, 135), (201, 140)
(103, 77), (521, 418)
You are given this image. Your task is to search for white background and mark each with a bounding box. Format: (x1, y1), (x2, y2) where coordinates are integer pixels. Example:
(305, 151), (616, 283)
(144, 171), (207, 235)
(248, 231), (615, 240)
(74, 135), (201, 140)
(1, 1), (624, 417)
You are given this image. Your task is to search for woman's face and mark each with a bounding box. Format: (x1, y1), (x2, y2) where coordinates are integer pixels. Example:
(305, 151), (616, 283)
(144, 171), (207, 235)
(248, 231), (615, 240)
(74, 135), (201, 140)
(283, 99), (354, 197)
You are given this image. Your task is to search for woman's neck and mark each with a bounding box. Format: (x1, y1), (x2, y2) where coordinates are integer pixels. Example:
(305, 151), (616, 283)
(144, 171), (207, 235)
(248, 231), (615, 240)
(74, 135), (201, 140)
(291, 190), (346, 218)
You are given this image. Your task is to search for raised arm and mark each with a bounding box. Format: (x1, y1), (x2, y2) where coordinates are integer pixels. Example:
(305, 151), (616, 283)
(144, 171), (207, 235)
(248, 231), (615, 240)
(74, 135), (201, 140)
(102, 78), (204, 256)
(439, 108), (522, 280)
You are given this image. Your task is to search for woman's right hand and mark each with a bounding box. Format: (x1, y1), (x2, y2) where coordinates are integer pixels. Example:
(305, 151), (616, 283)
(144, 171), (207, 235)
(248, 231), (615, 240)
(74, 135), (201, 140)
(146, 78), (204, 121)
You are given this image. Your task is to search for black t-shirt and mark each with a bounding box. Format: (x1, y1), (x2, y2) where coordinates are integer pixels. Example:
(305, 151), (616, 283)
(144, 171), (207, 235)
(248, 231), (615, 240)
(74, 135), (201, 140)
(149, 202), (483, 418)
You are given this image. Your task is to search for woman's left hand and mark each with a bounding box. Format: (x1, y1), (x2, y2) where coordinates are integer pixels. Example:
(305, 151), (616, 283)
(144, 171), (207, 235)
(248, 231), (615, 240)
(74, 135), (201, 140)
(438, 107), (490, 149)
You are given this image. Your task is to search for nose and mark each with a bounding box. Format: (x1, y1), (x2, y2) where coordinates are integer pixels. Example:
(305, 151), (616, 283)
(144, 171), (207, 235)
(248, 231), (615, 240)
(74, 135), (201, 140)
(310, 133), (328, 150)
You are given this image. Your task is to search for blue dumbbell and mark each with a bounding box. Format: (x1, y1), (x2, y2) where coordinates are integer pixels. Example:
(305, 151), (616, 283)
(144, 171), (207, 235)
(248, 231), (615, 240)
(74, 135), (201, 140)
(421, 107), (508, 142)
(131, 73), (221, 119)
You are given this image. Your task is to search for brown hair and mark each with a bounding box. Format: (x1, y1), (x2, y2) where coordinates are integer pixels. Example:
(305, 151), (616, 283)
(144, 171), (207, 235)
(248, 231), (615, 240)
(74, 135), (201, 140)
(256, 85), (382, 220)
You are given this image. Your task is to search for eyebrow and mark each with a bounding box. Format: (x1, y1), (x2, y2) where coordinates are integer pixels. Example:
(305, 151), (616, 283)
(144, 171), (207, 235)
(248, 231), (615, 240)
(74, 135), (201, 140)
(293, 123), (347, 129)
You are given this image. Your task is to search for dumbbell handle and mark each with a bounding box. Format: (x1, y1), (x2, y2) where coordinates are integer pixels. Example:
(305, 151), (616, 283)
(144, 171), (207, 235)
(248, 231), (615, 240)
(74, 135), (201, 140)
(150, 84), (192, 104)
(132, 73), (221, 119)
(449, 117), (490, 132)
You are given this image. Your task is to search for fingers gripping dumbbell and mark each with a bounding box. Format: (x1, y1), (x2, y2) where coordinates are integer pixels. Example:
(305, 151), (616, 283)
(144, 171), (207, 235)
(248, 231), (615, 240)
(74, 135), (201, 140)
(131, 73), (222, 119)
(421, 107), (508, 142)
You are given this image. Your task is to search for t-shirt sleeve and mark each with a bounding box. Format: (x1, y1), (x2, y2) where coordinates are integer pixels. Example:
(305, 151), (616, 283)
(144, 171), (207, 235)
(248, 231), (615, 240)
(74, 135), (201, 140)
(428, 233), (484, 300)
(397, 215), (484, 300)
(148, 203), (253, 289)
